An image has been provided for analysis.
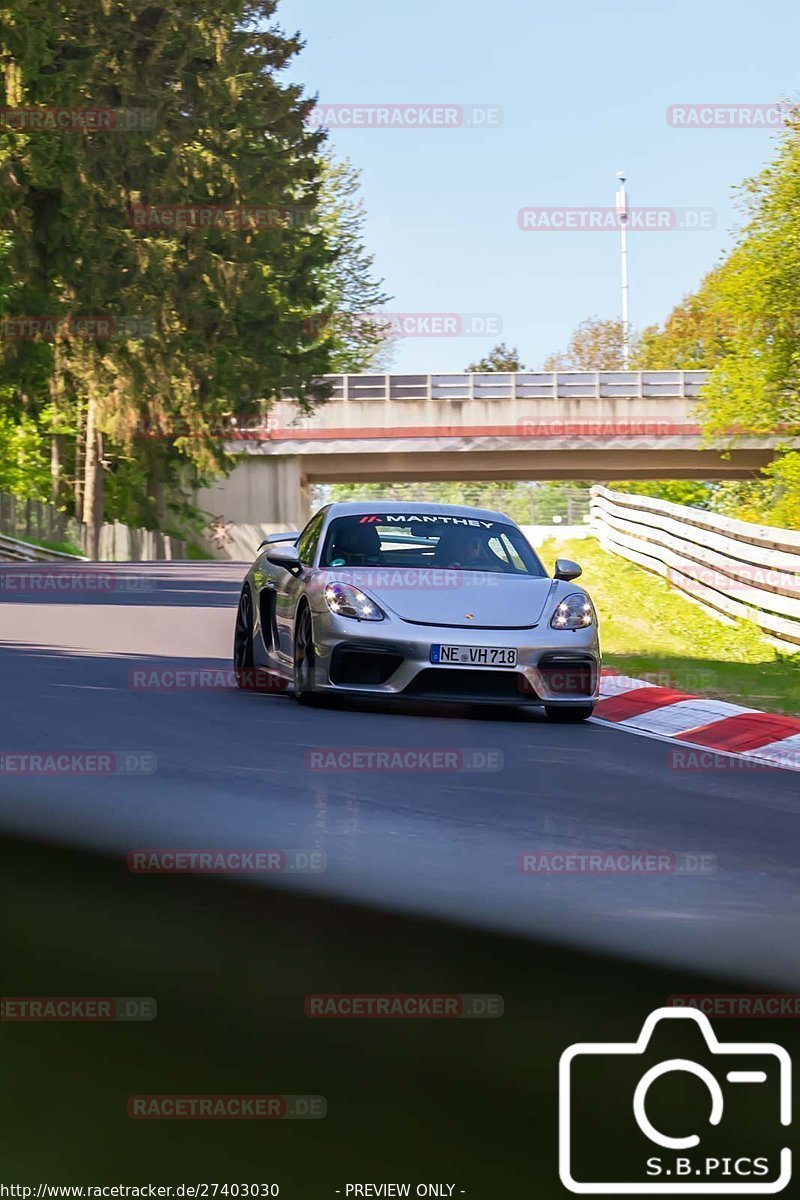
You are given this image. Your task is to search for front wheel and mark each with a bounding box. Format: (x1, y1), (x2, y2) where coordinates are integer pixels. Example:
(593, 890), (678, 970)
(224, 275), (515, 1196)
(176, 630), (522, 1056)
(293, 605), (317, 705)
(545, 704), (594, 723)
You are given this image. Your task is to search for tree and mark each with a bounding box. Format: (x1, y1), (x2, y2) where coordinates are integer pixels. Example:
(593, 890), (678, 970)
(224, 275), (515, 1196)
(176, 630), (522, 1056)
(310, 153), (392, 372)
(542, 317), (637, 371)
(0, 0), (385, 546)
(634, 285), (730, 370)
(607, 480), (716, 509)
(636, 118), (800, 527)
(465, 342), (526, 372)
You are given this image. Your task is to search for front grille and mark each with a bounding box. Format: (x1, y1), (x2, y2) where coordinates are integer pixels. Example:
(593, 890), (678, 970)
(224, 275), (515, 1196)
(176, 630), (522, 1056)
(404, 668), (529, 701)
(330, 646), (404, 686)
(538, 655), (597, 697)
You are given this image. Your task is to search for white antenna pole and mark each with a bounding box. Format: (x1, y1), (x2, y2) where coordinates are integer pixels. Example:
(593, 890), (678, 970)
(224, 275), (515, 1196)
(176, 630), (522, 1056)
(616, 171), (630, 368)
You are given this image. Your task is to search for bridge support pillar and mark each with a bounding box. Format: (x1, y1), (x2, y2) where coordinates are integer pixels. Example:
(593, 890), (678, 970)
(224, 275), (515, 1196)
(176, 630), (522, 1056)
(196, 455), (309, 560)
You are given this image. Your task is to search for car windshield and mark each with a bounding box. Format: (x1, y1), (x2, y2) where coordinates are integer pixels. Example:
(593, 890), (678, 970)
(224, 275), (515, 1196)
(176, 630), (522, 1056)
(319, 514), (547, 575)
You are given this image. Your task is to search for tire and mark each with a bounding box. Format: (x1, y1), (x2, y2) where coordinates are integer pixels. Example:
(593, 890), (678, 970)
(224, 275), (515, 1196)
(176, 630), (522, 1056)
(545, 704), (594, 723)
(293, 604), (317, 705)
(233, 587), (255, 688)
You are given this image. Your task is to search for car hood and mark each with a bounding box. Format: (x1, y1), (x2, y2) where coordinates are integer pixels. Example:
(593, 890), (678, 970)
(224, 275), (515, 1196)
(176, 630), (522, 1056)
(319, 568), (558, 629)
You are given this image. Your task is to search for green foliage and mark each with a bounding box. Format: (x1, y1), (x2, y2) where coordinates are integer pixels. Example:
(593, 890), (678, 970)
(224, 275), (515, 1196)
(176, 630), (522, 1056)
(633, 280), (734, 370)
(607, 480), (717, 509)
(0, 410), (51, 498)
(20, 534), (82, 555)
(543, 317), (639, 371)
(465, 342), (526, 372)
(0, 2), (385, 534)
(310, 153), (392, 371)
(185, 541), (215, 560)
(636, 120), (800, 527)
(711, 455), (800, 529)
(324, 481), (532, 523)
(323, 480), (591, 526)
(762, 452), (800, 528)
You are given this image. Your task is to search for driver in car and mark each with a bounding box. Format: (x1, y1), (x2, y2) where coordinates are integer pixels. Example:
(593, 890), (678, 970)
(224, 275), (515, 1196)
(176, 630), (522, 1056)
(436, 530), (496, 570)
(329, 522), (384, 566)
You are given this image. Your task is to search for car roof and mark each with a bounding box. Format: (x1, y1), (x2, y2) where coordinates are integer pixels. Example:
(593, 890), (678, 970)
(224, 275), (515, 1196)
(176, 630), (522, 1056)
(324, 500), (512, 522)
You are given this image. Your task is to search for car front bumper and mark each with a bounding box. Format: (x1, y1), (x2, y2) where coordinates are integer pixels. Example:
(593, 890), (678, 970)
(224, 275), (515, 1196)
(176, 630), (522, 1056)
(309, 608), (601, 706)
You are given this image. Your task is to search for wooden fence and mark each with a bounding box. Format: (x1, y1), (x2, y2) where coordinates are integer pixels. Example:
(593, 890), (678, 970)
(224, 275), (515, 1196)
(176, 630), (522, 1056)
(0, 492), (185, 562)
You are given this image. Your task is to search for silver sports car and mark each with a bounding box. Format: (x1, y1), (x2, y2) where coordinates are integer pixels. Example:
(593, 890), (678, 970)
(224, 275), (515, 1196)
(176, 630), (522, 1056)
(233, 501), (600, 721)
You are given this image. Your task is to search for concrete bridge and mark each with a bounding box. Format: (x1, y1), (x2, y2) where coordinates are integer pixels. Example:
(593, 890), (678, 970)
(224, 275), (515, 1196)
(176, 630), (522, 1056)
(196, 370), (787, 558)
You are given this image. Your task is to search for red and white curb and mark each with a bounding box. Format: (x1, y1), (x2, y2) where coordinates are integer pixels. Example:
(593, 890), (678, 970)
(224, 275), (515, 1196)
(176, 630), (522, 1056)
(594, 670), (800, 773)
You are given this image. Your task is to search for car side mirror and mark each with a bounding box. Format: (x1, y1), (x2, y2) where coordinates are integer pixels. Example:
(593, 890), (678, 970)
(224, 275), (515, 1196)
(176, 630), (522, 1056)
(267, 544), (302, 576)
(554, 558), (582, 582)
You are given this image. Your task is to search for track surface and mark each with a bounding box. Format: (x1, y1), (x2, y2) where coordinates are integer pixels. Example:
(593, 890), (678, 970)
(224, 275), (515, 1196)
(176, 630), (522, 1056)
(1, 561), (798, 985)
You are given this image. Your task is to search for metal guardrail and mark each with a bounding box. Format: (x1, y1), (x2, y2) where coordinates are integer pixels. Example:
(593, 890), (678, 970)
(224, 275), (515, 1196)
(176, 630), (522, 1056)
(590, 485), (800, 652)
(285, 370), (710, 405)
(0, 532), (87, 562)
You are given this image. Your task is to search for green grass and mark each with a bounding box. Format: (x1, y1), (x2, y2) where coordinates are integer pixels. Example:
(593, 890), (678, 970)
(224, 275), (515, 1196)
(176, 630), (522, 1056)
(19, 533), (83, 557)
(186, 541), (215, 560)
(541, 535), (800, 717)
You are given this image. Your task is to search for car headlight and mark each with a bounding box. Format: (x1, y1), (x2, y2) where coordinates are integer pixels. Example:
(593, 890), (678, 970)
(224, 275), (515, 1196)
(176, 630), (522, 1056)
(551, 592), (594, 630)
(324, 582), (385, 622)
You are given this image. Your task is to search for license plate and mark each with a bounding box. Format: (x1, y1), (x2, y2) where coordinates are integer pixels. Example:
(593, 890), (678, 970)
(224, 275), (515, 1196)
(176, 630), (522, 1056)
(430, 644), (517, 667)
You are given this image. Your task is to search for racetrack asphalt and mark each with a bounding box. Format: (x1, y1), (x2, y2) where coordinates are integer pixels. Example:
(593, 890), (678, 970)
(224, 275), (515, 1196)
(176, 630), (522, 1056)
(1, 560), (798, 987)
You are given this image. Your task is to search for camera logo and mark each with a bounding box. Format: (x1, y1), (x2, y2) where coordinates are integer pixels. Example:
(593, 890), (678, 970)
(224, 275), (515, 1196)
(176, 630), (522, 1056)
(559, 1007), (791, 1193)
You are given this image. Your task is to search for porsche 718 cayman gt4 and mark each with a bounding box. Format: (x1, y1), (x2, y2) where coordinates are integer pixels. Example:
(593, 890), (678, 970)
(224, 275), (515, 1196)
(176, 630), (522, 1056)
(233, 502), (600, 721)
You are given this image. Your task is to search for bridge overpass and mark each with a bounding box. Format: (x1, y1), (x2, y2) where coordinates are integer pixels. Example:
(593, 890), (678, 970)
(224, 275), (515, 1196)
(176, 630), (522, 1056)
(196, 370), (788, 556)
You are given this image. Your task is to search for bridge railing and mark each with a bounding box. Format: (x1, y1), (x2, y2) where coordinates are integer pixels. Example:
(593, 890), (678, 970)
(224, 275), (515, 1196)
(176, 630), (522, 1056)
(285, 370), (709, 405)
(590, 485), (800, 652)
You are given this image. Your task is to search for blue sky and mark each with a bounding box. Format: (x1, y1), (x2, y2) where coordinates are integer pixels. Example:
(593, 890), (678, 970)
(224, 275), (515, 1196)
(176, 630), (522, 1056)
(278, 0), (799, 373)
